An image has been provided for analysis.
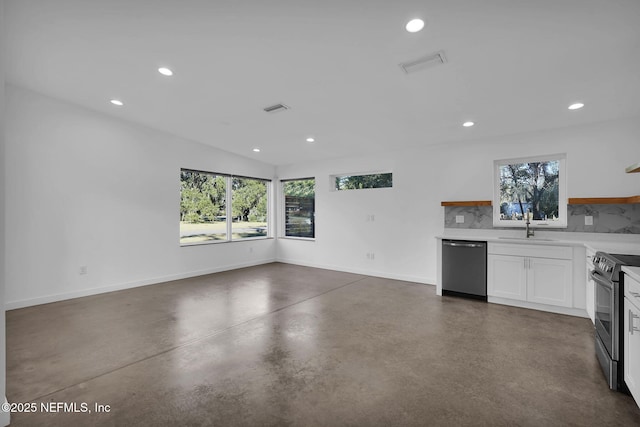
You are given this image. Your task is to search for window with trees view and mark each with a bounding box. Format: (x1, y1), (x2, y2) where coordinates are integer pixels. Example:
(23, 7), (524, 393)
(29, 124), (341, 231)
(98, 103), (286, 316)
(334, 172), (392, 190)
(282, 178), (315, 238)
(493, 154), (567, 228)
(180, 169), (269, 245)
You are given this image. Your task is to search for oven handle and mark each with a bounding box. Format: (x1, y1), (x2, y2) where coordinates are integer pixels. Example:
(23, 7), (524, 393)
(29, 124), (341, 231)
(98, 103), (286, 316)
(590, 270), (612, 288)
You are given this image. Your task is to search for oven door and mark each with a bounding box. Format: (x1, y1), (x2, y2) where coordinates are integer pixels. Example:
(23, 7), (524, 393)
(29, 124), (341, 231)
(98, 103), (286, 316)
(592, 269), (618, 360)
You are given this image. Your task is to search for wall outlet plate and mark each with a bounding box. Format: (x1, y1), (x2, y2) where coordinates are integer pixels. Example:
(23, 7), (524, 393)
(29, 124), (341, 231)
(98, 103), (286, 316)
(585, 215), (593, 226)
(455, 215), (464, 224)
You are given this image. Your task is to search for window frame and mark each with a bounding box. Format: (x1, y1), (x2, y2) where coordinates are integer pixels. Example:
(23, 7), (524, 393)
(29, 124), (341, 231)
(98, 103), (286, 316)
(180, 168), (272, 246)
(492, 153), (567, 228)
(280, 177), (316, 240)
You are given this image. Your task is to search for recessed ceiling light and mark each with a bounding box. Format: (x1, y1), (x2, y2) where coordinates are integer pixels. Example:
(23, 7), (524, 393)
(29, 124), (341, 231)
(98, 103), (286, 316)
(253, 148), (261, 152)
(568, 102), (584, 110)
(406, 18), (425, 33)
(306, 137), (315, 143)
(158, 67), (173, 76)
(463, 121), (475, 127)
(110, 99), (124, 106)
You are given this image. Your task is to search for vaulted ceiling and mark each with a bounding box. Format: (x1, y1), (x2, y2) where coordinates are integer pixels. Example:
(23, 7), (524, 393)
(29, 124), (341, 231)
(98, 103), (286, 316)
(4, 0), (640, 165)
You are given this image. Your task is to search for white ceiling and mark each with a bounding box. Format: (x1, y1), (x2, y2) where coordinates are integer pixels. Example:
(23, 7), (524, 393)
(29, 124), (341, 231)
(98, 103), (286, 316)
(4, 0), (640, 166)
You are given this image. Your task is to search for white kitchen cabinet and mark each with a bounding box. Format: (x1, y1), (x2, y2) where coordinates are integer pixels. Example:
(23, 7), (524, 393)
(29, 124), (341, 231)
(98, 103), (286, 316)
(487, 254), (527, 301)
(624, 270), (640, 409)
(488, 243), (573, 309)
(585, 247), (596, 323)
(527, 257), (573, 307)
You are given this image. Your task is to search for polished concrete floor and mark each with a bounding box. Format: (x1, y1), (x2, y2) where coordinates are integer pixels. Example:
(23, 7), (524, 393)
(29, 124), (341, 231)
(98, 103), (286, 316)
(6, 262), (640, 426)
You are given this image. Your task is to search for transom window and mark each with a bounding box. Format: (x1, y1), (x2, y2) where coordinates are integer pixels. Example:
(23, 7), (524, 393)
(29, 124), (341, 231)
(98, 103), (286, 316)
(333, 172), (392, 191)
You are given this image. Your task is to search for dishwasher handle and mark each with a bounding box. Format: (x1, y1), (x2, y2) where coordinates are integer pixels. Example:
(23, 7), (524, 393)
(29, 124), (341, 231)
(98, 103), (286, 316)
(443, 241), (485, 248)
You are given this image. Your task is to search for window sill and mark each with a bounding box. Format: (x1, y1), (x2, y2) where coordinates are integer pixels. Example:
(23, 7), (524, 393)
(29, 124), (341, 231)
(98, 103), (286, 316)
(279, 236), (315, 242)
(180, 236), (274, 247)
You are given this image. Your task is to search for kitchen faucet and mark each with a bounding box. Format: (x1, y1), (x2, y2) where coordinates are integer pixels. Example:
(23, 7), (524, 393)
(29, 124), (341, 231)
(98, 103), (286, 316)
(525, 211), (535, 238)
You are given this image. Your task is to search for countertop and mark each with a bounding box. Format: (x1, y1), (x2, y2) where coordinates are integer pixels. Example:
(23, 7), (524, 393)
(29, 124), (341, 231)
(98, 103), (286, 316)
(623, 266), (640, 283)
(436, 229), (640, 255)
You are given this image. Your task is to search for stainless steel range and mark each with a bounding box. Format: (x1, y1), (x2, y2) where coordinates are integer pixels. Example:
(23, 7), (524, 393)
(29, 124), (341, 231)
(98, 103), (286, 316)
(592, 252), (640, 391)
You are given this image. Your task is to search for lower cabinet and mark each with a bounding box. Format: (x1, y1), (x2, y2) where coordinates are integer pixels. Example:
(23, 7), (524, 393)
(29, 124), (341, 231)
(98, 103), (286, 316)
(527, 257), (573, 307)
(624, 272), (640, 408)
(487, 254), (527, 301)
(488, 243), (573, 309)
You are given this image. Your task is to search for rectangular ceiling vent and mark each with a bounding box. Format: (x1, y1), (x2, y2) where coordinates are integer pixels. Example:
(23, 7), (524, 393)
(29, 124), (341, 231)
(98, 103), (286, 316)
(399, 50), (447, 74)
(263, 103), (290, 113)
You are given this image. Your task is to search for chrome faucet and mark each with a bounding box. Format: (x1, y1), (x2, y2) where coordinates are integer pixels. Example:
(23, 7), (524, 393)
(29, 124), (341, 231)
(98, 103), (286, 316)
(525, 212), (535, 238)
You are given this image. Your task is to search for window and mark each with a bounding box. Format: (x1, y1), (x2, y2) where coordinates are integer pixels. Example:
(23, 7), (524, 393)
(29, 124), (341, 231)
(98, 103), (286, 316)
(493, 154), (567, 228)
(180, 170), (227, 244)
(231, 177), (268, 240)
(282, 178), (315, 238)
(180, 169), (270, 245)
(333, 172), (392, 190)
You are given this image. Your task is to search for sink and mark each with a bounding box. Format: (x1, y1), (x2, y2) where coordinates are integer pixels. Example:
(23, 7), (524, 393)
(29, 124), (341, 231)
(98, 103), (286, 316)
(498, 237), (555, 241)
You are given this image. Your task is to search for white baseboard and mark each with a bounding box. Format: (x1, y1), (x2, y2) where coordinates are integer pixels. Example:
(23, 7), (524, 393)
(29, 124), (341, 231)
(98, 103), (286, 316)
(488, 296), (589, 318)
(0, 396), (9, 426)
(276, 257), (435, 286)
(6, 258), (276, 310)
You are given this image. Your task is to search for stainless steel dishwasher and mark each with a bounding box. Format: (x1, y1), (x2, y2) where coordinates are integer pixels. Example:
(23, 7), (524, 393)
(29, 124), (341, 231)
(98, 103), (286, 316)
(442, 240), (487, 301)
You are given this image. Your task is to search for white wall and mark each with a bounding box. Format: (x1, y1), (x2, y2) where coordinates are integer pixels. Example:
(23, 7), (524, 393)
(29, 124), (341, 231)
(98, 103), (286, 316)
(276, 117), (640, 284)
(0, 1), (9, 424)
(4, 85), (277, 309)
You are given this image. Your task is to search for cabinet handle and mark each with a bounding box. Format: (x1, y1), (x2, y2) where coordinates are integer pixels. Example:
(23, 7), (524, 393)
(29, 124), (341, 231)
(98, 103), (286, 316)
(631, 310), (640, 334)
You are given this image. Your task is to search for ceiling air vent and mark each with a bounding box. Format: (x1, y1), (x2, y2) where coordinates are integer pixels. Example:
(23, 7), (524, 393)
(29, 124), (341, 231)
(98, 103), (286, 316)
(399, 50), (447, 74)
(263, 103), (290, 113)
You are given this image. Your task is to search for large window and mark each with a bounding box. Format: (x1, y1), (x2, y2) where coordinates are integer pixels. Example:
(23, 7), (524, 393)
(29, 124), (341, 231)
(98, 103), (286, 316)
(282, 178), (315, 239)
(333, 172), (392, 190)
(180, 169), (270, 245)
(493, 154), (567, 228)
(231, 177), (268, 239)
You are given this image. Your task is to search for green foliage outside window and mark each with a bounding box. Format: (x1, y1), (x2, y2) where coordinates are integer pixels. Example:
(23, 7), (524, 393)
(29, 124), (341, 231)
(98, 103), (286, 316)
(283, 178), (315, 238)
(180, 169), (269, 244)
(335, 173), (392, 190)
(498, 161), (559, 221)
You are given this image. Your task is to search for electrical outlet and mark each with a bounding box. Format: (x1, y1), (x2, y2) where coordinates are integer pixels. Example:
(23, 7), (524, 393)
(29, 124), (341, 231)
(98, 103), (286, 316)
(366, 252), (375, 260)
(79, 266), (88, 275)
(585, 215), (593, 226)
(455, 215), (464, 224)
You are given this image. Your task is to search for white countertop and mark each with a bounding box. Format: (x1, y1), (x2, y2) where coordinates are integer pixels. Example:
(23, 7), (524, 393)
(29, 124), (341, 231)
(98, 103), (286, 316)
(623, 266), (640, 283)
(436, 229), (640, 255)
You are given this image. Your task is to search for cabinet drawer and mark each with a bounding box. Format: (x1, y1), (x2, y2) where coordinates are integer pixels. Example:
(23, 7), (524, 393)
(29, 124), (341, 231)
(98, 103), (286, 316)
(488, 242), (572, 260)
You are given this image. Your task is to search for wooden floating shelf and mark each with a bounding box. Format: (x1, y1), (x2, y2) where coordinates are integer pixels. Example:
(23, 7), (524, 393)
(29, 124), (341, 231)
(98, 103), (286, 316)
(568, 196), (640, 205)
(441, 200), (492, 207)
(626, 163), (640, 173)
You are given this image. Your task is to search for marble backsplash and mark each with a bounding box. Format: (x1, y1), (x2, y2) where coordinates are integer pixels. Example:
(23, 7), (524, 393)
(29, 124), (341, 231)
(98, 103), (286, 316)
(444, 204), (640, 234)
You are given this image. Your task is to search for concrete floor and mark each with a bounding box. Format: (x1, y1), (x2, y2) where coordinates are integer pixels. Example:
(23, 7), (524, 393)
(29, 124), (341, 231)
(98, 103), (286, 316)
(6, 262), (640, 426)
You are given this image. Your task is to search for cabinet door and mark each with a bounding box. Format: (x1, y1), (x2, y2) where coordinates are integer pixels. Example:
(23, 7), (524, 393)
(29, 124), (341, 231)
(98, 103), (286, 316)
(625, 299), (640, 408)
(586, 253), (596, 323)
(488, 254), (527, 301)
(527, 257), (573, 307)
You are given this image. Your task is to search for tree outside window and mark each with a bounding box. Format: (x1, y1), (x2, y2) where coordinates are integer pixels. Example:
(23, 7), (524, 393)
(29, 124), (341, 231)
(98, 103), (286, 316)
(493, 154), (567, 228)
